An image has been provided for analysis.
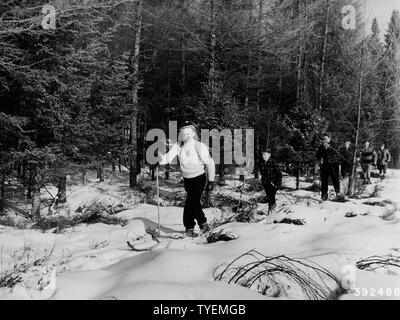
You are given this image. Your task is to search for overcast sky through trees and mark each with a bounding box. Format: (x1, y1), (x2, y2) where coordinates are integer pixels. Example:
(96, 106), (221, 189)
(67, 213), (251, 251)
(365, 0), (400, 33)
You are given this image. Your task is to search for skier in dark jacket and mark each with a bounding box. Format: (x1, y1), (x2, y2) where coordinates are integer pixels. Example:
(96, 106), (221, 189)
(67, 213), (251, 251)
(258, 148), (282, 214)
(316, 134), (341, 201)
(376, 143), (391, 180)
(339, 141), (353, 178)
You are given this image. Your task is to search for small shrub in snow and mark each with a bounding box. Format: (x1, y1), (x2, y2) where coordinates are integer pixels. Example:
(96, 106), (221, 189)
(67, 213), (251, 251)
(210, 194), (258, 223)
(0, 215), (30, 229)
(143, 185), (186, 207)
(273, 217), (305, 225)
(0, 272), (23, 288)
(344, 211), (357, 218)
(238, 179), (264, 193)
(351, 180), (382, 199)
(380, 208), (397, 221)
(350, 178), (367, 199)
(89, 240), (109, 250)
(363, 199), (395, 207)
(34, 216), (71, 231)
(356, 255), (400, 273)
(371, 184), (382, 198)
(216, 249), (346, 300)
(206, 229), (238, 243)
(76, 198), (126, 216)
(0, 244), (56, 289)
(304, 180), (320, 192)
(120, 191), (145, 208)
(33, 212), (127, 233)
(233, 200), (258, 223)
(208, 211), (236, 228)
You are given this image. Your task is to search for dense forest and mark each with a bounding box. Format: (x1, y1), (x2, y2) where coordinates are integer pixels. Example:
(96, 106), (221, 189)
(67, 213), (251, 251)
(1, 0), (399, 219)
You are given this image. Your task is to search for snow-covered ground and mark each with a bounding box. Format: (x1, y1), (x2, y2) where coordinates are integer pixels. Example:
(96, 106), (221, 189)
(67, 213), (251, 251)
(1, 169), (400, 300)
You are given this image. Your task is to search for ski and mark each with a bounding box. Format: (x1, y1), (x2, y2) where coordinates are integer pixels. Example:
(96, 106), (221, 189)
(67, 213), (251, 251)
(126, 240), (158, 251)
(146, 228), (185, 240)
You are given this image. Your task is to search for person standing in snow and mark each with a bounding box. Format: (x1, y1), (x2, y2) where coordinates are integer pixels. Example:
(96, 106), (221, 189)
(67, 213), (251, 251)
(316, 134), (341, 201)
(376, 143), (391, 180)
(339, 140), (353, 178)
(357, 141), (377, 184)
(158, 124), (216, 237)
(258, 148), (282, 214)
(339, 140), (353, 194)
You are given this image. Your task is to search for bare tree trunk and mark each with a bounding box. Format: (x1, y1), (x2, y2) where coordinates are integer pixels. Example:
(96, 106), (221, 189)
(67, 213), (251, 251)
(254, 0), (263, 179)
(318, 0), (330, 110)
(349, 41), (365, 196)
(245, 62), (251, 109)
(278, 66), (284, 109)
(27, 168), (33, 200)
(56, 175), (67, 204)
(82, 168), (86, 186)
(136, 112), (144, 175)
(296, 163), (300, 190)
(218, 139), (225, 184)
(296, 0), (304, 105)
(0, 170), (5, 214)
(296, 49), (303, 103)
(129, 0), (143, 188)
(209, 0), (217, 108)
(142, 112), (148, 173)
(32, 190), (41, 221)
(21, 161), (26, 183)
(181, 47), (186, 92)
(165, 43), (172, 181)
(256, 0), (263, 110)
(267, 97), (271, 148)
(167, 48), (172, 112)
(98, 164), (104, 182)
(31, 170), (41, 222)
(244, 0), (253, 111)
(17, 161), (22, 179)
(293, 0), (304, 189)
(165, 144), (170, 180)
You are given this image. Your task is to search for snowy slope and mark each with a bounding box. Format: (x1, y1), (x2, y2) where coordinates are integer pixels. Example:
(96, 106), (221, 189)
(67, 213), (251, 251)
(1, 170), (400, 300)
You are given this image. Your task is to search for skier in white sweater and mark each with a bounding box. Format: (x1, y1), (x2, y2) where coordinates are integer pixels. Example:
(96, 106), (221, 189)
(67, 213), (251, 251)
(158, 124), (216, 237)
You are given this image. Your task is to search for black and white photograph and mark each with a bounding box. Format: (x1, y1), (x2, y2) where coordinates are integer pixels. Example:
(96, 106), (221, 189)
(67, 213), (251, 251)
(0, 0), (400, 304)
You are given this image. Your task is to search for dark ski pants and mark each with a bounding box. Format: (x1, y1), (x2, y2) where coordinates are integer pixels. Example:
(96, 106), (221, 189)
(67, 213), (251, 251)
(361, 163), (372, 182)
(262, 181), (277, 207)
(341, 165), (352, 178)
(378, 164), (387, 175)
(183, 173), (207, 230)
(321, 164), (340, 197)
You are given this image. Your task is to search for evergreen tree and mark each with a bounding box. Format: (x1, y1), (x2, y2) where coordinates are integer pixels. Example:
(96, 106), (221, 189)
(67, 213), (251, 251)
(382, 10), (400, 166)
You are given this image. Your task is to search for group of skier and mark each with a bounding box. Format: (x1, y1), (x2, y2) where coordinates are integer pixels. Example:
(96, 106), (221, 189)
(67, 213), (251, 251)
(157, 124), (391, 237)
(316, 133), (391, 201)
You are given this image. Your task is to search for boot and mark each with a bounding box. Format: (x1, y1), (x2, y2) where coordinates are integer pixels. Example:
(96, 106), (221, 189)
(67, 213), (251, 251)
(185, 229), (196, 238)
(268, 203), (277, 214)
(200, 223), (210, 234)
(334, 192), (347, 202)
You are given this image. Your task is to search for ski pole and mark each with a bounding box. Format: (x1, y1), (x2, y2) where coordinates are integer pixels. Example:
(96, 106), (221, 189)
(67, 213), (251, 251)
(156, 165), (160, 236)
